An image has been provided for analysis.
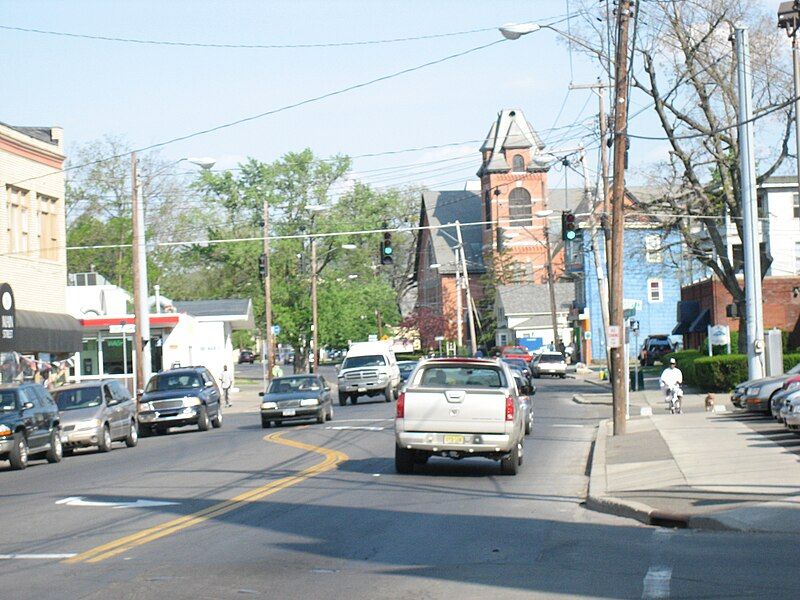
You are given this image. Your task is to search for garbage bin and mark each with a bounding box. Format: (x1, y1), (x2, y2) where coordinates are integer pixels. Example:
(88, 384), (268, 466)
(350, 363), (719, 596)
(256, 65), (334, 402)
(629, 369), (645, 391)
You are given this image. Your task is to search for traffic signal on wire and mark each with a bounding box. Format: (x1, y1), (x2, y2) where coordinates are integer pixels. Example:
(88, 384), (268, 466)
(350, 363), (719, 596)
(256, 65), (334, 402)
(380, 226), (393, 265)
(258, 253), (267, 279)
(561, 211), (576, 241)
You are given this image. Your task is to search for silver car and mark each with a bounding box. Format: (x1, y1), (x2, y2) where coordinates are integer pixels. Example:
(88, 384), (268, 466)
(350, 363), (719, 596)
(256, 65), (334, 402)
(52, 380), (139, 453)
(532, 352), (568, 378)
(783, 393), (800, 430)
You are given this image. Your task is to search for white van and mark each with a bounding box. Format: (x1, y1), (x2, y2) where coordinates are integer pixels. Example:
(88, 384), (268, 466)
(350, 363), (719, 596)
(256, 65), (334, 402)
(337, 341), (401, 405)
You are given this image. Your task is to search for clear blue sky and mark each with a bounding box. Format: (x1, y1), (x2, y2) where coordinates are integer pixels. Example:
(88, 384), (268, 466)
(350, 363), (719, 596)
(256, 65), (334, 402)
(0, 0), (707, 191)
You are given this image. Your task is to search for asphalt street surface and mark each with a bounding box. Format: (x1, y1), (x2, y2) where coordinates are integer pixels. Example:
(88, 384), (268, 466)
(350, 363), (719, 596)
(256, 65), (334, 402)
(1, 374), (799, 599)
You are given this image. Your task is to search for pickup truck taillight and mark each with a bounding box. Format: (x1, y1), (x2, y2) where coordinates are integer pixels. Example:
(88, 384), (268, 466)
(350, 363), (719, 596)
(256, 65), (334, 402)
(505, 395), (514, 421)
(396, 392), (405, 418)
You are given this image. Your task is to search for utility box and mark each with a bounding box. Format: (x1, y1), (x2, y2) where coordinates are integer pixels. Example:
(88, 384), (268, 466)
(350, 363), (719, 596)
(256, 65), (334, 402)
(764, 329), (784, 377)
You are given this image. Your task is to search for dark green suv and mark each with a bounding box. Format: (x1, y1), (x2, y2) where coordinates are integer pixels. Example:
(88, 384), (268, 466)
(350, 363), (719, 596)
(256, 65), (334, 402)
(0, 383), (63, 470)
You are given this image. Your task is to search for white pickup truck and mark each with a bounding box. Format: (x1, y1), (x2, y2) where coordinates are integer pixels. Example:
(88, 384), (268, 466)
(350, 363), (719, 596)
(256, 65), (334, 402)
(394, 358), (525, 475)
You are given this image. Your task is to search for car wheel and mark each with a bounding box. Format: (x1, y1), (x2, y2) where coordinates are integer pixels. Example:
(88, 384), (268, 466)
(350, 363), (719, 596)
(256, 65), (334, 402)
(125, 421), (139, 447)
(413, 452), (429, 465)
(384, 385), (395, 403)
(197, 406), (210, 431)
(274, 420), (283, 427)
(525, 414), (532, 435)
(500, 443), (520, 476)
(351, 395), (358, 405)
(139, 425), (152, 438)
(316, 409), (325, 424)
(395, 445), (415, 474)
(46, 429), (63, 463)
(327, 406), (333, 421)
(338, 394), (347, 407)
(97, 425), (113, 453)
(560, 374), (566, 379)
(9, 433), (28, 470)
(211, 406), (223, 428)
(261, 417), (271, 429)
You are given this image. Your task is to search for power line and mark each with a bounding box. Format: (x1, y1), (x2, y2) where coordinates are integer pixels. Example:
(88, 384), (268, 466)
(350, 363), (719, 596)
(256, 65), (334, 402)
(0, 23), (500, 49)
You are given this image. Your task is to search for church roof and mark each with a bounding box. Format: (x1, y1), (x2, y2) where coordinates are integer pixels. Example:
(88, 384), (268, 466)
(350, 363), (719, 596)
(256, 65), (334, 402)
(478, 109), (547, 176)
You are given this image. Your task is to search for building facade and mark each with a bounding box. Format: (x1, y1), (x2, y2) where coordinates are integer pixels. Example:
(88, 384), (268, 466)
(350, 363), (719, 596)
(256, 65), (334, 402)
(494, 282), (575, 349)
(0, 122), (81, 376)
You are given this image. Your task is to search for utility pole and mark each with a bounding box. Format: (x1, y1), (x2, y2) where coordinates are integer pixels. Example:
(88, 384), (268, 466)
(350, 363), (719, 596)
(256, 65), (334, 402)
(543, 220), (560, 349)
(454, 252), (464, 349)
(376, 309), (383, 338)
(778, 3), (800, 190)
(262, 199), (274, 380)
(734, 25), (765, 380)
(131, 152), (151, 396)
(455, 221), (478, 356)
(609, 0), (633, 436)
(310, 236), (319, 374)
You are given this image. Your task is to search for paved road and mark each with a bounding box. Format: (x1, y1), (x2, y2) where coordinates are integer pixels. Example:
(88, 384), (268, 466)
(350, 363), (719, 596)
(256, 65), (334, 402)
(1, 377), (798, 598)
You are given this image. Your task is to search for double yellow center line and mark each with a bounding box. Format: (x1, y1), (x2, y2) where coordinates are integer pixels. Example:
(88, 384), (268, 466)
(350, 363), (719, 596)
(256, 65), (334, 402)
(65, 430), (348, 564)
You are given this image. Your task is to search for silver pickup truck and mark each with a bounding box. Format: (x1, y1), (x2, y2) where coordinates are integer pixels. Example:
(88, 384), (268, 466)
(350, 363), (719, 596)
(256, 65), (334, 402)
(394, 358), (525, 475)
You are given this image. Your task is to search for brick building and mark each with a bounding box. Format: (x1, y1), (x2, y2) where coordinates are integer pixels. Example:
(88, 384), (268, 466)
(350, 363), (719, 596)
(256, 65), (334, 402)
(675, 276), (800, 349)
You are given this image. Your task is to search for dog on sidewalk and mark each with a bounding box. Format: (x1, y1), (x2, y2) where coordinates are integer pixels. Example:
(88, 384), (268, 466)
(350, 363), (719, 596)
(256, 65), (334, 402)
(704, 393), (715, 412)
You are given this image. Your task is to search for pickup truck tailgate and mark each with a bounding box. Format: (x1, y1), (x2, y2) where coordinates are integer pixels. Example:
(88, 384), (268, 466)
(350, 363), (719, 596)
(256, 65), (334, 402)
(403, 388), (507, 434)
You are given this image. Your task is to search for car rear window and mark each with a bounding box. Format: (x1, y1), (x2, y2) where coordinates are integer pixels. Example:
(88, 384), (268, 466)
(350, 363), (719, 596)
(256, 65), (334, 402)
(418, 365), (506, 388)
(538, 354), (564, 363)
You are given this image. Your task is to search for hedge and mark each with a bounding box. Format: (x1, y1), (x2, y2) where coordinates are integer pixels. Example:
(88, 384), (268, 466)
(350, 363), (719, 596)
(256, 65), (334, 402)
(692, 355), (748, 392)
(784, 353), (800, 373)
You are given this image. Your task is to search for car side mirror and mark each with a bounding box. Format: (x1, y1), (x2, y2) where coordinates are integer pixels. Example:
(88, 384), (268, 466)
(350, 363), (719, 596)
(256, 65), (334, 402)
(258, 391), (265, 397)
(205, 380), (215, 387)
(107, 398), (120, 406)
(22, 401), (34, 410)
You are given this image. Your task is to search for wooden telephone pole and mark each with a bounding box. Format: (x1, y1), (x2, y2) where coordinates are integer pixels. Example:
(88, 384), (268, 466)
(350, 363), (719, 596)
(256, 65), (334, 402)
(609, 0), (634, 435)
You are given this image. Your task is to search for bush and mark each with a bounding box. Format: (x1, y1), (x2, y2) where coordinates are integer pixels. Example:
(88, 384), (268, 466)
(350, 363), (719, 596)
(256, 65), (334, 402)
(664, 350), (703, 386)
(783, 353), (800, 373)
(693, 355), (748, 392)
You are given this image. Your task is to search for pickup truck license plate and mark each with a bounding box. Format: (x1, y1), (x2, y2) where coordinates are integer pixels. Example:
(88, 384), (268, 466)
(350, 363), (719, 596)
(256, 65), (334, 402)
(282, 409), (296, 416)
(444, 435), (464, 444)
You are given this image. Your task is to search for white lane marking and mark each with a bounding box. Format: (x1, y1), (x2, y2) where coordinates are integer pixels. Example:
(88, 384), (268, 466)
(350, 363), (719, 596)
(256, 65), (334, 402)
(0, 553), (77, 560)
(325, 426), (385, 431)
(329, 419), (392, 423)
(56, 496), (180, 508)
(642, 566), (672, 598)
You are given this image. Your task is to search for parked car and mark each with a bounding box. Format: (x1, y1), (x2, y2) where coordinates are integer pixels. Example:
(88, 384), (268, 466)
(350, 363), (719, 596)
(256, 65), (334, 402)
(638, 335), (674, 366)
(511, 372), (535, 435)
(394, 357), (525, 475)
(739, 363), (800, 413)
(771, 375), (800, 420)
(500, 346), (531, 363)
(337, 341), (401, 405)
(52, 380), (138, 453)
(783, 392), (800, 430)
(138, 366), (223, 435)
(259, 375), (334, 428)
(238, 350), (255, 364)
(502, 358), (532, 384)
(397, 360), (419, 383)
(0, 382), (63, 470)
(531, 352), (567, 378)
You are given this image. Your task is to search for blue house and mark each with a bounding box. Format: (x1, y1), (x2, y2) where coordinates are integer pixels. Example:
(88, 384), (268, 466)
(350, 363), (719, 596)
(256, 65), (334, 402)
(576, 225), (683, 363)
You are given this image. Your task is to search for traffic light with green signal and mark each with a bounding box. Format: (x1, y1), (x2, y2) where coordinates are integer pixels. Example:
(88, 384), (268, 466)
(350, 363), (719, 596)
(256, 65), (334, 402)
(380, 227), (393, 265)
(561, 211), (576, 241)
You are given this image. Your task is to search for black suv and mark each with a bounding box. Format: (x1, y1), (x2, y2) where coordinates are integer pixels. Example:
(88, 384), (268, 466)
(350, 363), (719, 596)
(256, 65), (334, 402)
(0, 382), (63, 470)
(238, 350), (255, 364)
(138, 367), (223, 436)
(639, 335), (675, 366)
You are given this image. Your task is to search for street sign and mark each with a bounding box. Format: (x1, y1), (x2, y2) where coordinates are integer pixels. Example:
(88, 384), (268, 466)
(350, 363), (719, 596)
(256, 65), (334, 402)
(583, 331), (592, 340)
(623, 298), (643, 311)
(109, 324), (135, 334)
(368, 334), (378, 342)
(271, 325), (281, 335)
(434, 335), (445, 341)
(607, 325), (621, 348)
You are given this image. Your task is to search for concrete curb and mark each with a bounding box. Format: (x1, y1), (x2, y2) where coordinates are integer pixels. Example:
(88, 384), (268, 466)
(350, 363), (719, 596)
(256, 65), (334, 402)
(572, 393), (612, 406)
(585, 419), (691, 528)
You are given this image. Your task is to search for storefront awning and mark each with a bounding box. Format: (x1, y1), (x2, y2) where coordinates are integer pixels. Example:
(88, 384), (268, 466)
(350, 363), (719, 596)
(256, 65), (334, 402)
(0, 310), (83, 354)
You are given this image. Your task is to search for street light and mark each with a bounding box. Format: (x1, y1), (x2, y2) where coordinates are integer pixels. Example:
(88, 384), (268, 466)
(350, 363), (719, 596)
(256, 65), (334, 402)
(499, 22), (541, 40)
(341, 243), (358, 250)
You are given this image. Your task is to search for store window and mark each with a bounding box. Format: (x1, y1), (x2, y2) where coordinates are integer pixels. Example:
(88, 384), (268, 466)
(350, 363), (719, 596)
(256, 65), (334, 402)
(101, 337), (133, 375)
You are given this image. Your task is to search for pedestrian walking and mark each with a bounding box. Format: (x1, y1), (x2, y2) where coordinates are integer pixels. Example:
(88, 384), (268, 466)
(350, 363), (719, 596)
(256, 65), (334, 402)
(271, 363), (284, 379)
(220, 365), (233, 407)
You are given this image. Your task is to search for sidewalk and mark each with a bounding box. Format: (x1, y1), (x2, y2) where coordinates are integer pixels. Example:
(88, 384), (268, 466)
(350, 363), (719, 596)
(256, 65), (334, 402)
(587, 387), (800, 533)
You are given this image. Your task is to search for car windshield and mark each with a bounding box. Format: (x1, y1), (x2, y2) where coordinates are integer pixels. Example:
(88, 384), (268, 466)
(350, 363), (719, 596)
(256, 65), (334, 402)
(342, 355), (386, 369)
(53, 388), (102, 410)
(146, 373), (202, 392)
(418, 365), (505, 388)
(538, 354), (564, 363)
(268, 377), (320, 394)
(0, 391), (18, 412)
